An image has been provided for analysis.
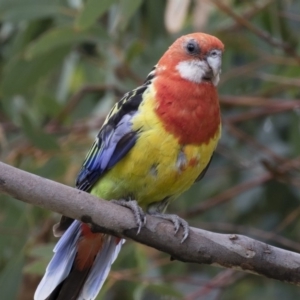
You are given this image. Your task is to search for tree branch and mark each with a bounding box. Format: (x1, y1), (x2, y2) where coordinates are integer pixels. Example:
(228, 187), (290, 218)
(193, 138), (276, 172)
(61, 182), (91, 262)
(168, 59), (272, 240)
(0, 161), (300, 285)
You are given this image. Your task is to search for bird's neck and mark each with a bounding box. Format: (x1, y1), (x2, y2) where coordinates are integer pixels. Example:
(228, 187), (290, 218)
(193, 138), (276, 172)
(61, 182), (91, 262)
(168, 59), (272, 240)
(153, 75), (221, 145)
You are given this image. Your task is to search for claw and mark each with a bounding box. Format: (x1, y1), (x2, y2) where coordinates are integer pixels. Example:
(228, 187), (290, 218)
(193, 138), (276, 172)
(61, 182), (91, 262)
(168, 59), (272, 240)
(148, 212), (189, 243)
(173, 218), (180, 233)
(111, 199), (146, 234)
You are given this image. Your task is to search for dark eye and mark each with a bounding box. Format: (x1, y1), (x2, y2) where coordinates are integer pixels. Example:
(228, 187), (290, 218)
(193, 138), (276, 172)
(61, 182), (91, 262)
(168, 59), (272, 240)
(210, 50), (219, 57)
(186, 40), (200, 55)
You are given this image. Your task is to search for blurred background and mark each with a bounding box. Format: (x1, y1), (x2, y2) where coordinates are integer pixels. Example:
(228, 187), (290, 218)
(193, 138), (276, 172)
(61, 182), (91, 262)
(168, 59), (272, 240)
(0, 0), (300, 299)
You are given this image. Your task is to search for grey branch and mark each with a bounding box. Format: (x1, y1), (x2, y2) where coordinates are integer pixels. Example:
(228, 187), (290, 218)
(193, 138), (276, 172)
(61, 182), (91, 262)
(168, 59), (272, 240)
(0, 161), (300, 285)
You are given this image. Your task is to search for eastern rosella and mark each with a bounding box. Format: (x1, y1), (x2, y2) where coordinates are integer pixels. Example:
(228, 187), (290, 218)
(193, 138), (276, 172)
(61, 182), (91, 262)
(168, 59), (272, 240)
(35, 32), (224, 300)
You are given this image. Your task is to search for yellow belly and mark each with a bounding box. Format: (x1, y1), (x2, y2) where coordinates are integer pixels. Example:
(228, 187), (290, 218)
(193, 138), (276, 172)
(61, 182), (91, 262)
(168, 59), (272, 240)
(91, 85), (221, 209)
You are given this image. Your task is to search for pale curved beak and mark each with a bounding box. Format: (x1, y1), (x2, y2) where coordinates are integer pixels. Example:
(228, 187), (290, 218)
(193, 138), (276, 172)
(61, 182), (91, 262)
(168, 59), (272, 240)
(207, 56), (222, 78)
(206, 55), (222, 86)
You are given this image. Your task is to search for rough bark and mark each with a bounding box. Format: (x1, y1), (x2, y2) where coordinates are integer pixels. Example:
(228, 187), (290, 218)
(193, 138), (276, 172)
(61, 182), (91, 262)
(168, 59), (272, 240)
(0, 161), (300, 285)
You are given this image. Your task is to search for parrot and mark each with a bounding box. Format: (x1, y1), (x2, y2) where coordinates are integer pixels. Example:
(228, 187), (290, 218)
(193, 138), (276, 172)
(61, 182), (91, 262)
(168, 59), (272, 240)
(34, 32), (224, 300)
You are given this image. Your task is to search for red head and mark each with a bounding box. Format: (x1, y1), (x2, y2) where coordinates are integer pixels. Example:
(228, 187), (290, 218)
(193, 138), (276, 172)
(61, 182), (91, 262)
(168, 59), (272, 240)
(153, 33), (224, 145)
(157, 33), (224, 86)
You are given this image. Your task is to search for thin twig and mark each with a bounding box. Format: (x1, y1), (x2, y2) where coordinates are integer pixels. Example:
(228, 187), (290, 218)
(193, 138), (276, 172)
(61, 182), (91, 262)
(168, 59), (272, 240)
(185, 156), (300, 217)
(224, 122), (300, 172)
(185, 173), (272, 217)
(209, 0), (300, 63)
(220, 96), (300, 107)
(219, 0), (274, 32)
(184, 270), (243, 300)
(47, 84), (124, 130)
(225, 106), (298, 123)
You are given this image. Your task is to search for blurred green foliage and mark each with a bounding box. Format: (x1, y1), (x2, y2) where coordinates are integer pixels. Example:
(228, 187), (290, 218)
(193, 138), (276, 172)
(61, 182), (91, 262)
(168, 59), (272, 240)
(1, 0), (300, 299)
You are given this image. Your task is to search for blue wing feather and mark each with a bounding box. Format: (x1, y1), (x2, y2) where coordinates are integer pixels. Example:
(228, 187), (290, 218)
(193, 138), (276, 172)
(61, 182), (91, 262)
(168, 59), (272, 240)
(76, 111), (138, 191)
(75, 84), (149, 192)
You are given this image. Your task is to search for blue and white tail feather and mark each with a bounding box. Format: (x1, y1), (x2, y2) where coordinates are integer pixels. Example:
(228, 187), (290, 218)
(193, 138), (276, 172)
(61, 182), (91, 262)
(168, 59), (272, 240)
(78, 236), (124, 300)
(34, 220), (81, 300)
(34, 220), (124, 300)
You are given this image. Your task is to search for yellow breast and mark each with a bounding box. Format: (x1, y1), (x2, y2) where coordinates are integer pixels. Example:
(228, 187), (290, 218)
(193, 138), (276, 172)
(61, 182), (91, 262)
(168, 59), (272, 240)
(91, 84), (221, 209)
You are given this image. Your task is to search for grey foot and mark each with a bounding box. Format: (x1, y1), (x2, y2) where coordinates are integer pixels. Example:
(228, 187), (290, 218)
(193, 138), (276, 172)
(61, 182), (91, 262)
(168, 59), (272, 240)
(149, 212), (189, 243)
(111, 199), (146, 234)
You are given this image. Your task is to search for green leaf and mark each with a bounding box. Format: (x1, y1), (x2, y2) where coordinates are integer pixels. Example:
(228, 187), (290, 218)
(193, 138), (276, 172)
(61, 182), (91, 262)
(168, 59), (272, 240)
(0, 252), (24, 300)
(134, 245), (148, 272)
(133, 284), (146, 300)
(24, 244), (55, 275)
(147, 284), (183, 298)
(26, 26), (107, 58)
(29, 244), (56, 259)
(37, 157), (68, 179)
(21, 114), (59, 151)
(0, 0), (61, 22)
(125, 40), (144, 63)
(2, 46), (69, 97)
(24, 259), (47, 276)
(117, 0), (143, 30)
(76, 0), (118, 30)
(34, 94), (63, 117)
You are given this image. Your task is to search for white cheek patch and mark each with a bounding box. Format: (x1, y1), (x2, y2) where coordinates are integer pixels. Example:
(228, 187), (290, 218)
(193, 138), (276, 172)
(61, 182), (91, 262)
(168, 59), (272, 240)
(176, 60), (209, 84)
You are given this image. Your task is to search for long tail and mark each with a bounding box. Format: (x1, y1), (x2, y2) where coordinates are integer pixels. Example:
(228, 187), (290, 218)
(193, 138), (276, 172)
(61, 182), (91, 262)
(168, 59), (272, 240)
(34, 220), (124, 300)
